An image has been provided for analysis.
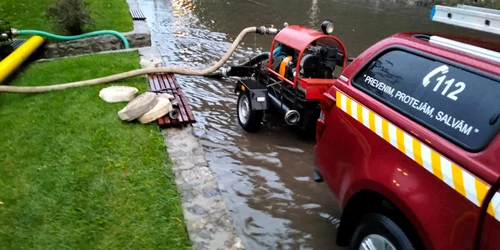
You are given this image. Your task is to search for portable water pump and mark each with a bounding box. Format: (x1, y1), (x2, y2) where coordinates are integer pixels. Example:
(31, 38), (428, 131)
(208, 21), (348, 133)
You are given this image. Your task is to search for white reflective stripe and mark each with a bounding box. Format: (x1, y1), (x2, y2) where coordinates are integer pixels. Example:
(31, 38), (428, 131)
(362, 107), (370, 128)
(420, 144), (434, 173)
(491, 193), (500, 221)
(340, 94), (347, 112)
(388, 123), (398, 148)
(351, 101), (358, 120)
(375, 115), (383, 137)
(462, 171), (479, 206)
(403, 133), (415, 160)
(440, 157), (455, 189)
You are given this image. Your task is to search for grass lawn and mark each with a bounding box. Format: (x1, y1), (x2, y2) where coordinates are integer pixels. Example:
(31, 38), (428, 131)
(0, 0), (133, 34)
(0, 52), (191, 249)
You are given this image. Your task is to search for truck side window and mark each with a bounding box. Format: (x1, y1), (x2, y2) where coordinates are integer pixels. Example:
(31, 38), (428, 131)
(352, 49), (500, 152)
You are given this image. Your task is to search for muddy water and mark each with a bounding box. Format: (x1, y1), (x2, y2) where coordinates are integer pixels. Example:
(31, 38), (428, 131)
(137, 0), (486, 249)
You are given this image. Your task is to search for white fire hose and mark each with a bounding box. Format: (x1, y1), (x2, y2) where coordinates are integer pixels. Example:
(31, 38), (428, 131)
(6, 26), (279, 123)
(0, 26), (280, 94)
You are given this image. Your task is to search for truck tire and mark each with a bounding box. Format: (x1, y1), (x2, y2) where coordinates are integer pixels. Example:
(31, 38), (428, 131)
(349, 213), (415, 250)
(237, 91), (263, 132)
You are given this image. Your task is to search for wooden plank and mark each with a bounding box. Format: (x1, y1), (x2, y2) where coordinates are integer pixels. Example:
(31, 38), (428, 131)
(147, 74), (153, 90)
(176, 94), (188, 124)
(152, 74), (162, 91)
(158, 117), (165, 125)
(147, 74), (155, 90)
(159, 74), (171, 91)
(173, 93), (185, 123)
(180, 95), (196, 122)
(158, 74), (168, 90)
(154, 74), (163, 91)
(162, 74), (177, 92)
(169, 74), (181, 89)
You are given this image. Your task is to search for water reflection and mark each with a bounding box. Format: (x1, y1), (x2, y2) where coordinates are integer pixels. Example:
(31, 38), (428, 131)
(172, 0), (195, 16)
(308, 0), (320, 28)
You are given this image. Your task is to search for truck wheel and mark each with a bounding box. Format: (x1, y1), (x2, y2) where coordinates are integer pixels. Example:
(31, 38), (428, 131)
(237, 91), (263, 132)
(349, 213), (415, 250)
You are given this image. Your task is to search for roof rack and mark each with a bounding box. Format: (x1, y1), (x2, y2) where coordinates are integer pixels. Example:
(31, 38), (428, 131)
(429, 35), (500, 63)
(430, 4), (500, 35)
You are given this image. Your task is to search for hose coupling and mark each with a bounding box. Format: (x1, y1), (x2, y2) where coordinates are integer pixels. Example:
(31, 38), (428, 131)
(221, 68), (230, 78)
(256, 26), (280, 35)
(284, 110), (300, 125)
(168, 98), (180, 119)
(169, 109), (180, 120)
(10, 28), (18, 37)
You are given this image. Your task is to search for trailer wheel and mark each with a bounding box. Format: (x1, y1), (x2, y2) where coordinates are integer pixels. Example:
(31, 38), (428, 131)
(237, 91), (263, 132)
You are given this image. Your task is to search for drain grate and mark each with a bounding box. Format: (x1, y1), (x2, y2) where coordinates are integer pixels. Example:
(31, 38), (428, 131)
(130, 8), (146, 20)
(9, 39), (26, 49)
(147, 73), (196, 128)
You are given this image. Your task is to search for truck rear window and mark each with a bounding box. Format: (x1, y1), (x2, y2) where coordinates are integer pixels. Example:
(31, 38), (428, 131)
(352, 49), (500, 151)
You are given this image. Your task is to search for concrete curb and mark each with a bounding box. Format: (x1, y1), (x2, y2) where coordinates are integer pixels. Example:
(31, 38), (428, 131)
(163, 127), (244, 250)
(136, 45), (244, 249)
(41, 0), (151, 59)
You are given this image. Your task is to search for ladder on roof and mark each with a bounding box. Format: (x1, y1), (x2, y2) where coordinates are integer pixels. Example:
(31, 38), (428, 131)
(430, 4), (500, 35)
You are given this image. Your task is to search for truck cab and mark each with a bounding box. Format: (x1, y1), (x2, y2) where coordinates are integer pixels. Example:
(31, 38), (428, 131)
(314, 5), (500, 250)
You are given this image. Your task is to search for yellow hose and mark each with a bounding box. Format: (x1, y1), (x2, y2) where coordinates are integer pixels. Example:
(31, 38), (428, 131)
(0, 36), (45, 84)
(0, 27), (278, 94)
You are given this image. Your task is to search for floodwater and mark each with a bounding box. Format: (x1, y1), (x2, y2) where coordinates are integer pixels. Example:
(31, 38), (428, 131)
(137, 0), (488, 249)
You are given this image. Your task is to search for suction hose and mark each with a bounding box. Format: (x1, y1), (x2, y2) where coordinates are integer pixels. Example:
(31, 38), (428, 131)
(0, 26), (278, 93)
(14, 29), (130, 49)
(203, 52), (270, 78)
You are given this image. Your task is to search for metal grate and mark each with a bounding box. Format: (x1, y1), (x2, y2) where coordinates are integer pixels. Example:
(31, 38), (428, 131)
(147, 73), (196, 128)
(129, 8), (146, 20)
(9, 39), (26, 49)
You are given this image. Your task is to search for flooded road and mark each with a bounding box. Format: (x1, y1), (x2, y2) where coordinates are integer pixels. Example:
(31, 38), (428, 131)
(137, 0), (486, 249)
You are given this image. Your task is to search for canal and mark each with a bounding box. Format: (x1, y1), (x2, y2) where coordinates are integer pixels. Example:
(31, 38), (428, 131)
(137, 0), (487, 249)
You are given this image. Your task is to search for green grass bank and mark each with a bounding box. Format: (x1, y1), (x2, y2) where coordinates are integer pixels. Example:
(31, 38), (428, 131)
(0, 52), (191, 249)
(0, 0), (133, 33)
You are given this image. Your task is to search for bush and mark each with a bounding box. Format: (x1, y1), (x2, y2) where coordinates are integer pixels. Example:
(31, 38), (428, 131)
(45, 0), (95, 35)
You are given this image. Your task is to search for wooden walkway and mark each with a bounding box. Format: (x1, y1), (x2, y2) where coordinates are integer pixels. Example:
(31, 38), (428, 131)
(147, 73), (196, 128)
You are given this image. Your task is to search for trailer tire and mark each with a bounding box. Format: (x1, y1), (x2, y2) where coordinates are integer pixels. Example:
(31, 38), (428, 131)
(237, 91), (263, 132)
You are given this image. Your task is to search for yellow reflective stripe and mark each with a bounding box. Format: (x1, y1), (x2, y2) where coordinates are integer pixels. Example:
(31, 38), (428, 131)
(368, 110), (376, 132)
(396, 128), (406, 153)
(335, 91), (500, 222)
(476, 179), (489, 207)
(346, 97), (352, 116)
(381, 119), (390, 142)
(488, 202), (496, 217)
(412, 138), (423, 166)
(430, 150), (444, 181)
(357, 102), (364, 125)
(451, 164), (467, 197)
